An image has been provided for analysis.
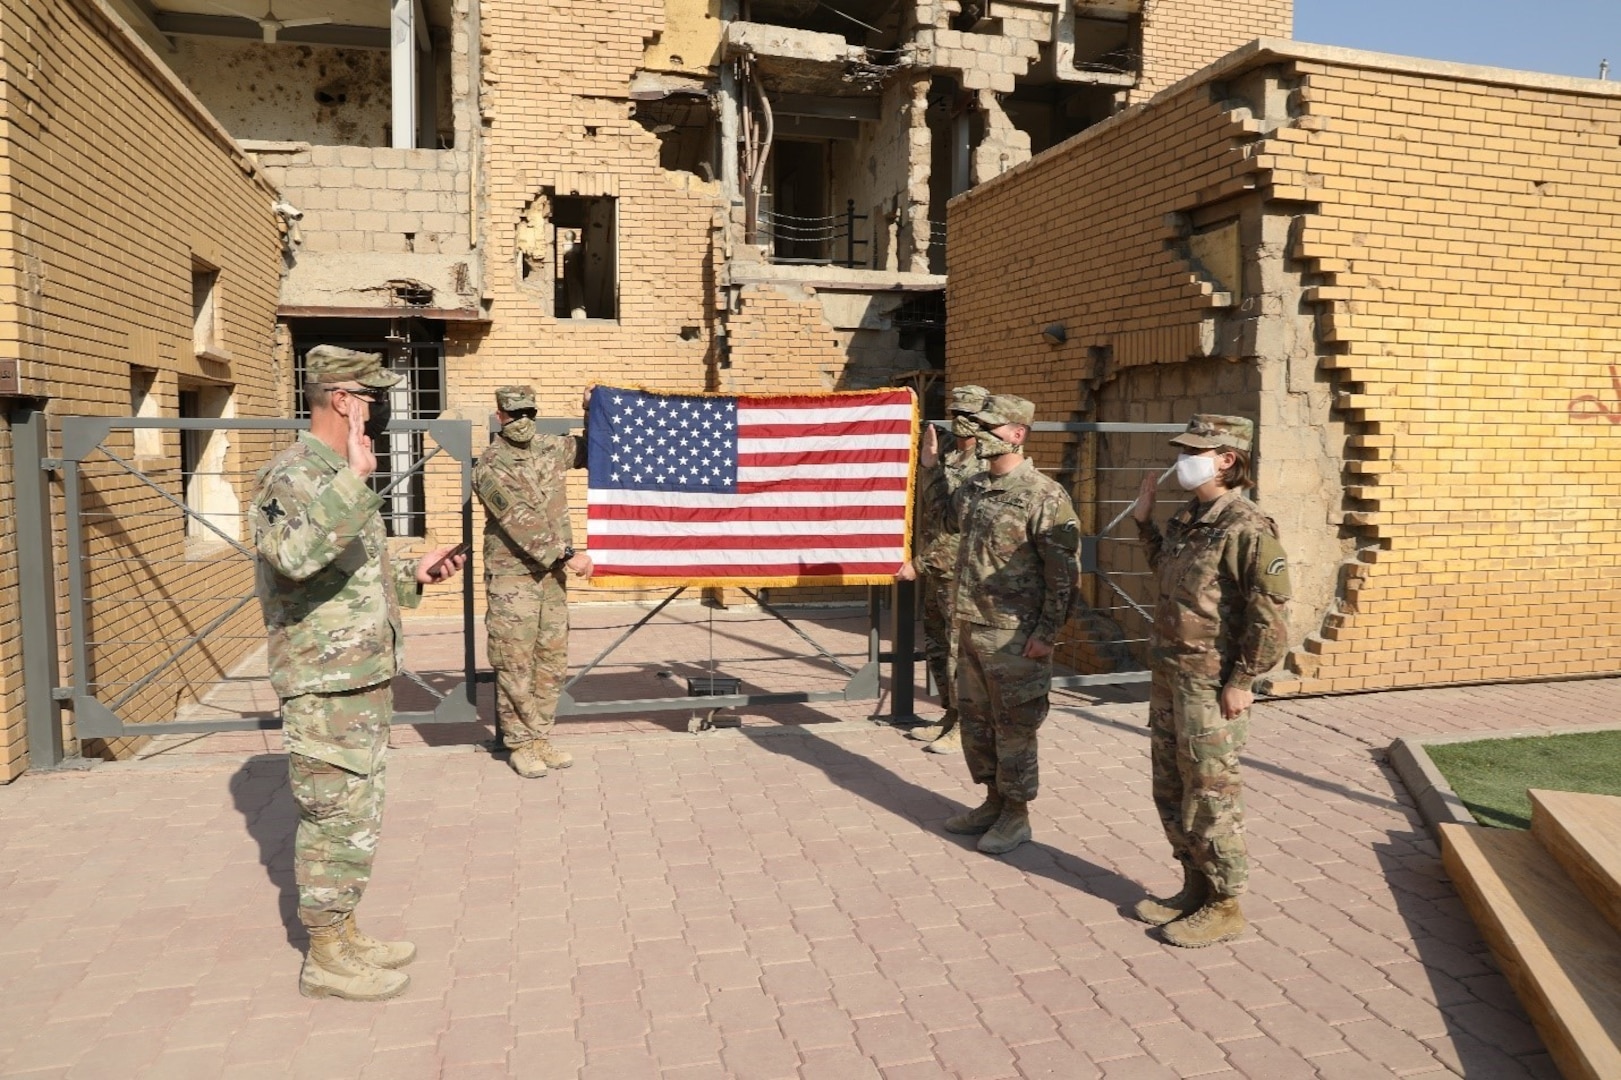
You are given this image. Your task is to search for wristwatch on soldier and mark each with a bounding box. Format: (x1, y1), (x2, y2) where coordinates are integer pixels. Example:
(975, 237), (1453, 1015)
(561, 546), (576, 566)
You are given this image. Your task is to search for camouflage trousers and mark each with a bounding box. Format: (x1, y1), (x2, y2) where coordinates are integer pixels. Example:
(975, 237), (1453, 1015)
(955, 620), (1052, 802)
(1149, 666), (1250, 898)
(486, 570), (569, 749)
(919, 570), (959, 722)
(283, 683), (391, 929)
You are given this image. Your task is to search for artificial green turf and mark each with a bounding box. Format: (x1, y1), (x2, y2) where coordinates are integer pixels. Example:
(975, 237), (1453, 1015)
(1425, 729), (1621, 829)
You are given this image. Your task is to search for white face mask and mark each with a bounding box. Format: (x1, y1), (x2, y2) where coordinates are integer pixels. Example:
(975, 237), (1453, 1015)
(1175, 452), (1218, 490)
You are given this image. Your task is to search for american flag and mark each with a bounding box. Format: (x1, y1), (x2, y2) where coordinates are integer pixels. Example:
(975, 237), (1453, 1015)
(586, 387), (918, 587)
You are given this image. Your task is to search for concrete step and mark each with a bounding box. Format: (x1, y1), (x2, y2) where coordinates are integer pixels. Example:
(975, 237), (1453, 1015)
(1440, 822), (1621, 1080)
(1530, 788), (1621, 939)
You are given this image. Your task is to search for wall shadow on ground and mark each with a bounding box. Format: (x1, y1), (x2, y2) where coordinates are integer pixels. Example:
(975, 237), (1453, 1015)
(228, 753), (304, 950)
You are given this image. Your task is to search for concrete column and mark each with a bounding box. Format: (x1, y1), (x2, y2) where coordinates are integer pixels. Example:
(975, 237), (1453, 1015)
(391, 0), (418, 149)
(718, 1), (742, 200)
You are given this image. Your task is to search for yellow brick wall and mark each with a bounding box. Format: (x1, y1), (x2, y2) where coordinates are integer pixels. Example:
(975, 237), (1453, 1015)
(1131, 0), (1293, 103)
(949, 43), (1621, 694)
(1267, 61), (1621, 693)
(0, 0), (285, 776)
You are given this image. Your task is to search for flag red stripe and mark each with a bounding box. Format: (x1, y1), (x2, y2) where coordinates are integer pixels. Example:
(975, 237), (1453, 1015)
(738, 392), (912, 410)
(737, 420), (913, 438)
(737, 448), (911, 467)
(735, 477), (908, 493)
(587, 504), (905, 522)
(594, 561), (902, 577)
(589, 533), (902, 551)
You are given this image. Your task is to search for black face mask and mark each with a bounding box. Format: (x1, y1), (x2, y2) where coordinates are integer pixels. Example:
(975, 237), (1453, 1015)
(361, 393), (391, 440)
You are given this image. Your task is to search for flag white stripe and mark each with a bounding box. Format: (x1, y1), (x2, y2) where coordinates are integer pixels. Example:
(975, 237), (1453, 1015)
(596, 547), (904, 566)
(737, 434), (913, 453)
(588, 518), (905, 537)
(736, 404), (914, 425)
(737, 462), (911, 481)
(588, 489), (905, 508)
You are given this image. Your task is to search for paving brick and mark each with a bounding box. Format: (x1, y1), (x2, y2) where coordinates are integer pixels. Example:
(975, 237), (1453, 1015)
(718, 1029), (802, 1079)
(799, 1044), (885, 1079)
(930, 1023), (1020, 1078)
(853, 1012), (936, 1067)
(1013, 1039), (1101, 1079)
(1218, 1037), (1319, 1079)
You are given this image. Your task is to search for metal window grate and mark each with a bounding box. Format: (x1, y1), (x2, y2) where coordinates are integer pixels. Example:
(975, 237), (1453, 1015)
(291, 322), (446, 537)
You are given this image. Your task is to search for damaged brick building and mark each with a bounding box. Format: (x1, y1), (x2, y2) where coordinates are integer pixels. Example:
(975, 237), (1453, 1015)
(120, 0), (1293, 572)
(119, 0), (1287, 376)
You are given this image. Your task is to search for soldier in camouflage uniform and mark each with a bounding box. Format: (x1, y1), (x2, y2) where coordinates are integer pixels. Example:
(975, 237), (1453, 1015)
(1132, 414), (1291, 948)
(253, 345), (466, 1001)
(941, 395), (1080, 856)
(897, 384), (989, 755)
(473, 385), (593, 779)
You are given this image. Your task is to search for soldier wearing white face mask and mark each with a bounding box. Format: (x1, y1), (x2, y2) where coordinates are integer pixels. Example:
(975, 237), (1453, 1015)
(1129, 414), (1291, 948)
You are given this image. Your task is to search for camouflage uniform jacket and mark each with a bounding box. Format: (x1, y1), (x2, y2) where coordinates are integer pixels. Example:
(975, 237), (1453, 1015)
(950, 458), (1080, 644)
(913, 445), (986, 578)
(1138, 488), (1291, 690)
(252, 432), (423, 700)
(474, 433), (585, 577)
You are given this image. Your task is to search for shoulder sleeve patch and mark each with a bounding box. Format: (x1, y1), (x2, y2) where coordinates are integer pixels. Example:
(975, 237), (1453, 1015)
(1257, 533), (1292, 596)
(474, 469), (513, 517)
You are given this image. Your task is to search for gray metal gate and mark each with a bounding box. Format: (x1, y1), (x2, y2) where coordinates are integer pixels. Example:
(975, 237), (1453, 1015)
(12, 411), (1187, 765)
(52, 416), (477, 741)
(1047, 420), (1186, 693)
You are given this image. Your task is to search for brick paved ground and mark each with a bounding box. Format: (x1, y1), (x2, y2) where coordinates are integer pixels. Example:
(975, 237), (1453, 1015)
(6, 606), (1618, 1078)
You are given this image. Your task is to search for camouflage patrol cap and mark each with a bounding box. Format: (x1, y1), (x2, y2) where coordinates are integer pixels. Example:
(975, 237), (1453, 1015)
(1170, 413), (1253, 453)
(305, 344), (402, 388)
(975, 394), (1035, 428)
(948, 384), (990, 415)
(496, 385), (537, 412)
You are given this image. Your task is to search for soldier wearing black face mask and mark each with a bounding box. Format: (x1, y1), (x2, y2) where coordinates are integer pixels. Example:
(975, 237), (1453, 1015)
(472, 385), (594, 779)
(357, 388), (391, 441)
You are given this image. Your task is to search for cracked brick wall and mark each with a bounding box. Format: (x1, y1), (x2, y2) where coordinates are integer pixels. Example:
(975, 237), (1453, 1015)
(948, 42), (1621, 693)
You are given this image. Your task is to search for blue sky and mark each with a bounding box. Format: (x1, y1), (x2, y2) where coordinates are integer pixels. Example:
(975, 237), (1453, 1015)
(1294, 0), (1620, 80)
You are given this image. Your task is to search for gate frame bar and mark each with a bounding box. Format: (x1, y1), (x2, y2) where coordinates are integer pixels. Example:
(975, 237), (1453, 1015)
(55, 416), (477, 739)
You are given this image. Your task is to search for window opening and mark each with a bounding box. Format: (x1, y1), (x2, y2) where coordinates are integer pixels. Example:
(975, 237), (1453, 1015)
(552, 195), (617, 320)
(632, 91), (717, 177)
(178, 383), (239, 545)
(291, 319), (447, 537)
(192, 260), (224, 358)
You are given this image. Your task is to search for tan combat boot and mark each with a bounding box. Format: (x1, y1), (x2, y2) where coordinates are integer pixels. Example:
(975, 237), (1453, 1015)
(905, 722), (945, 743)
(1134, 864), (1210, 926)
(1161, 897), (1247, 948)
(342, 912), (416, 969)
(508, 742), (547, 779)
(300, 922), (410, 1001)
(531, 735), (573, 769)
(923, 724), (961, 755)
(977, 800), (1032, 855)
(943, 788), (1004, 834)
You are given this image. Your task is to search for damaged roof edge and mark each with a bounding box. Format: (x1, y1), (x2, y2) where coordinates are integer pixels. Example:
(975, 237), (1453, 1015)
(951, 35), (1621, 212)
(73, 0), (281, 200)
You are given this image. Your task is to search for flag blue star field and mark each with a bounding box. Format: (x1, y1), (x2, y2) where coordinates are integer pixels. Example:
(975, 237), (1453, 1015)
(586, 387), (918, 586)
